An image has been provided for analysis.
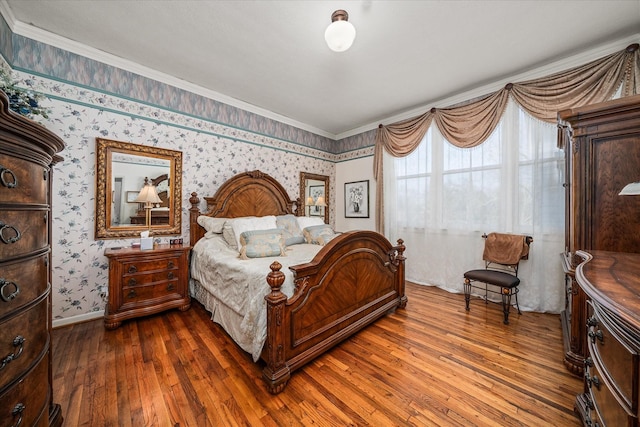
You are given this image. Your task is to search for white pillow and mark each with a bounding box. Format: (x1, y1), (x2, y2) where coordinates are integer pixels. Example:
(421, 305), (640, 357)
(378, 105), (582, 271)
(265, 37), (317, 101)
(225, 216), (278, 251)
(197, 216), (227, 238)
(296, 216), (325, 230)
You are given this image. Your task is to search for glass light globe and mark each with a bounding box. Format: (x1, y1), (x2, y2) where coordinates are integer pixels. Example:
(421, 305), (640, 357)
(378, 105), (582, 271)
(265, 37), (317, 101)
(325, 20), (356, 52)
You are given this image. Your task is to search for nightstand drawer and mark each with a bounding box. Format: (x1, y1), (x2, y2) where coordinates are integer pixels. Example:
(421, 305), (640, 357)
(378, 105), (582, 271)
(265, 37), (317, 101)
(121, 279), (181, 304)
(121, 269), (181, 288)
(121, 256), (180, 275)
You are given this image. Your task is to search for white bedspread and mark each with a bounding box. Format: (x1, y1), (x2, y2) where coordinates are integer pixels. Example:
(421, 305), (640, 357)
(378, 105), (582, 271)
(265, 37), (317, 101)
(190, 235), (321, 361)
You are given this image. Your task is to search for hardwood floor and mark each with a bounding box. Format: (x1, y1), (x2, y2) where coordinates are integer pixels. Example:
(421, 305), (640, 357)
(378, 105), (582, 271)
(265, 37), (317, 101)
(52, 283), (582, 426)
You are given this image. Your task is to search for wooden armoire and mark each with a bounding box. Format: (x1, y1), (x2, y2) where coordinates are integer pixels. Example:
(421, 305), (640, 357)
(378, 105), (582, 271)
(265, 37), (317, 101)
(558, 94), (640, 376)
(0, 91), (64, 425)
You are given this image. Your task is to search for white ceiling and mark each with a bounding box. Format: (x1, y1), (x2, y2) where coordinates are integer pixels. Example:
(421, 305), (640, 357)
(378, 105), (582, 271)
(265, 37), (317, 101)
(3, 1), (640, 139)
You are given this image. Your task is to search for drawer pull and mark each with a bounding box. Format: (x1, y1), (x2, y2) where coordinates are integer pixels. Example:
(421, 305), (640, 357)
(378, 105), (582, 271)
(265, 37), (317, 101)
(167, 283), (175, 291)
(586, 316), (598, 328)
(167, 261), (175, 269)
(0, 222), (21, 244)
(128, 289), (137, 299)
(586, 373), (601, 391)
(0, 278), (20, 302)
(584, 357), (593, 368)
(10, 402), (25, 427)
(0, 335), (25, 370)
(128, 265), (138, 274)
(0, 166), (17, 188)
(167, 271), (175, 280)
(588, 329), (604, 344)
(128, 278), (137, 286)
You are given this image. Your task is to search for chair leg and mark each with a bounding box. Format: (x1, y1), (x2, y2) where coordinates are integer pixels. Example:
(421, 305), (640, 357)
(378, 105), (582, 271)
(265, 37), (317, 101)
(464, 278), (471, 311)
(514, 288), (522, 315)
(501, 288), (511, 325)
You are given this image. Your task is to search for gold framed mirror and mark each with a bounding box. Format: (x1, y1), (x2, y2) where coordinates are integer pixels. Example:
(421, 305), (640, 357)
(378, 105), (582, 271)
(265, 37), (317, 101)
(95, 138), (182, 239)
(299, 172), (329, 224)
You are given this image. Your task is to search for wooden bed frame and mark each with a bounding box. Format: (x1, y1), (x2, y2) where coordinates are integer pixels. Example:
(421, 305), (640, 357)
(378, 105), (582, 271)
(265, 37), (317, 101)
(189, 170), (407, 393)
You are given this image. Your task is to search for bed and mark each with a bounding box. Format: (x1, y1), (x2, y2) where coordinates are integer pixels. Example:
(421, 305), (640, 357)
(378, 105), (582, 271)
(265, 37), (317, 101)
(188, 170), (407, 393)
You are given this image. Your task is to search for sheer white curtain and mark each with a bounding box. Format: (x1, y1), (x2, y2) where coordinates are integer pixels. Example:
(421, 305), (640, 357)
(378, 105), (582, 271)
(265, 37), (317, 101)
(384, 101), (565, 313)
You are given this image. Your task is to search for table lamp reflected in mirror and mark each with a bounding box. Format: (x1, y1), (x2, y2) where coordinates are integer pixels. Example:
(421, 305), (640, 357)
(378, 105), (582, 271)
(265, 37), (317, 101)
(133, 178), (163, 233)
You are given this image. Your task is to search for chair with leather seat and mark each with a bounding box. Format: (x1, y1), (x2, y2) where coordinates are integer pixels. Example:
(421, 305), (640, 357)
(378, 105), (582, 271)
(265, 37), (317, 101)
(463, 232), (533, 324)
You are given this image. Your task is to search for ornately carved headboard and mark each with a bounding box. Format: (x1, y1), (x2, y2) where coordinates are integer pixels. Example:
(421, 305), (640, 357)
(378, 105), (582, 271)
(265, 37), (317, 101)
(189, 170), (301, 245)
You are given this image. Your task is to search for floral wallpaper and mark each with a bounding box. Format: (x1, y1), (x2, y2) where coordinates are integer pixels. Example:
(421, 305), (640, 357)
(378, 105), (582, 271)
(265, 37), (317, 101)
(0, 16), (376, 323)
(7, 72), (334, 322)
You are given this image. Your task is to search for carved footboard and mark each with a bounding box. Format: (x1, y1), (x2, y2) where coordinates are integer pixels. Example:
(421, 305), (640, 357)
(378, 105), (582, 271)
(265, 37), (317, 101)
(262, 230), (406, 393)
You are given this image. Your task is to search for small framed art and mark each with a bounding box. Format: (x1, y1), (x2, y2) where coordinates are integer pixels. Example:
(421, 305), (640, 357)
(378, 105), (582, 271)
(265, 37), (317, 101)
(344, 180), (369, 218)
(126, 191), (140, 203)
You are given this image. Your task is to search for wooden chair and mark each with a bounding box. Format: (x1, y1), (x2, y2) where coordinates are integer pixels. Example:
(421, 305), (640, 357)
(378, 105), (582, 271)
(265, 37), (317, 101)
(463, 233), (533, 324)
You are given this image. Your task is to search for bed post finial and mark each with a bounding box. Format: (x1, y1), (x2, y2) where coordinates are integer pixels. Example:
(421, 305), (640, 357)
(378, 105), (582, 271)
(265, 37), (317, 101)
(189, 192), (202, 246)
(263, 261), (290, 393)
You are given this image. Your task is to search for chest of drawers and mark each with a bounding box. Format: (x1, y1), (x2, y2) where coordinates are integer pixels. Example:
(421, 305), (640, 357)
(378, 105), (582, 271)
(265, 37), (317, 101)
(104, 244), (191, 329)
(575, 251), (640, 427)
(0, 91), (64, 426)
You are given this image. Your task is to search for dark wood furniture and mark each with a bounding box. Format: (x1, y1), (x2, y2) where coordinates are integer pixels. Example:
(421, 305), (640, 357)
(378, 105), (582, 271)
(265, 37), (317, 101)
(574, 251), (640, 427)
(104, 244), (191, 329)
(0, 92), (64, 426)
(558, 94), (640, 376)
(129, 210), (171, 225)
(189, 170), (407, 394)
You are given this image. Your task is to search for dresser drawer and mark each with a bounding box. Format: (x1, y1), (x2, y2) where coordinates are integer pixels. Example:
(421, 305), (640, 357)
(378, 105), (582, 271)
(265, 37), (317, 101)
(0, 297), (49, 391)
(0, 154), (48, 205)
(587, 359), (633, 427)
(0, 254), (48, 320)
(121, 256), (181, 275)
(589, 304), (639, 413)
(0, 210), (48, 260)
(0, 352), (49, 427)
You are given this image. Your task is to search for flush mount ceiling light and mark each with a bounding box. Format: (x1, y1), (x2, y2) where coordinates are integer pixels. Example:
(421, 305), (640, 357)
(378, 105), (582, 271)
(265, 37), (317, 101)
(324, 9), (356, 52)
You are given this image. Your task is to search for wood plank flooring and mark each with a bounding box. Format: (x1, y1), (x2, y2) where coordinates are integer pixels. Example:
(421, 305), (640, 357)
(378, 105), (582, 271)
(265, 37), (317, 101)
(51, 283), (582, 426)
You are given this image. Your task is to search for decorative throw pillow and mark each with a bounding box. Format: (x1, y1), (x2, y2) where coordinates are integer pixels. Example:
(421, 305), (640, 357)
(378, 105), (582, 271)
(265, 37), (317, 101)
(197, 216), (226, 238)
(303, 224), (338, 245)
(296, 216), (325, 230)
(276, 214), (305, 246)
(239, 229), (286, 259)
(222, 216), (278, 251)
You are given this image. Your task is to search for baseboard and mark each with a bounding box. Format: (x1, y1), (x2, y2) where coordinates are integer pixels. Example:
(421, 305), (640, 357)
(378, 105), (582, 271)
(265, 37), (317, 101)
(53, 310), (104, 329)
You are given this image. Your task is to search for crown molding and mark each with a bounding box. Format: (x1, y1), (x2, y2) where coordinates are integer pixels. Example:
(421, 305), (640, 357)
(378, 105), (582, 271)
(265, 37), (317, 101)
(337, 33), (640, 140)
(0, 2), (336, 140)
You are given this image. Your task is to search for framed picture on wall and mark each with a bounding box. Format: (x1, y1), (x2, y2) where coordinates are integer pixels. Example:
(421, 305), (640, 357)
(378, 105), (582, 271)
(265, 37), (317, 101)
(126, 191), (140, 203)
(308, 185), (325, 216)
(344, 180), (369, 218)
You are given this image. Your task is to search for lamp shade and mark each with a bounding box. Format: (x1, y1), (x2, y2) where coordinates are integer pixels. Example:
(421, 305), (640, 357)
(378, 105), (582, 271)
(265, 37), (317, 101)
(619, 181), (640, 195)
(325, 10), (356, 52)
(315, 196), (326, 207)
(306, 196), (315, 206)
(134, 183), (163, 204)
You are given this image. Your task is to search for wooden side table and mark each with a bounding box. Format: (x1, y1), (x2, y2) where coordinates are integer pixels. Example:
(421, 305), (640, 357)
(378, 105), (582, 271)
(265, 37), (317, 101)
(104, 244), (191, 329)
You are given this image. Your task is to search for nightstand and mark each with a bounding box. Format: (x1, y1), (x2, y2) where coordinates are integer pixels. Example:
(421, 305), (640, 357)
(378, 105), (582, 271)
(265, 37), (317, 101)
(104, 244), (192, 329)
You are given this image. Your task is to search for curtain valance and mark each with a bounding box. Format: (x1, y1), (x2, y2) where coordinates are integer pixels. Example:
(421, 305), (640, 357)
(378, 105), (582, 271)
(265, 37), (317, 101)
(374, 43), (640, 232)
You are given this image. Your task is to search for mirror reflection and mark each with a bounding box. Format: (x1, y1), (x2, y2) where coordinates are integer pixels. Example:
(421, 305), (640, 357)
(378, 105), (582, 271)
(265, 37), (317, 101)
(111, 153), (171, 226)
(299, 172), (330, 224)
(95, 138), (182, 239)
